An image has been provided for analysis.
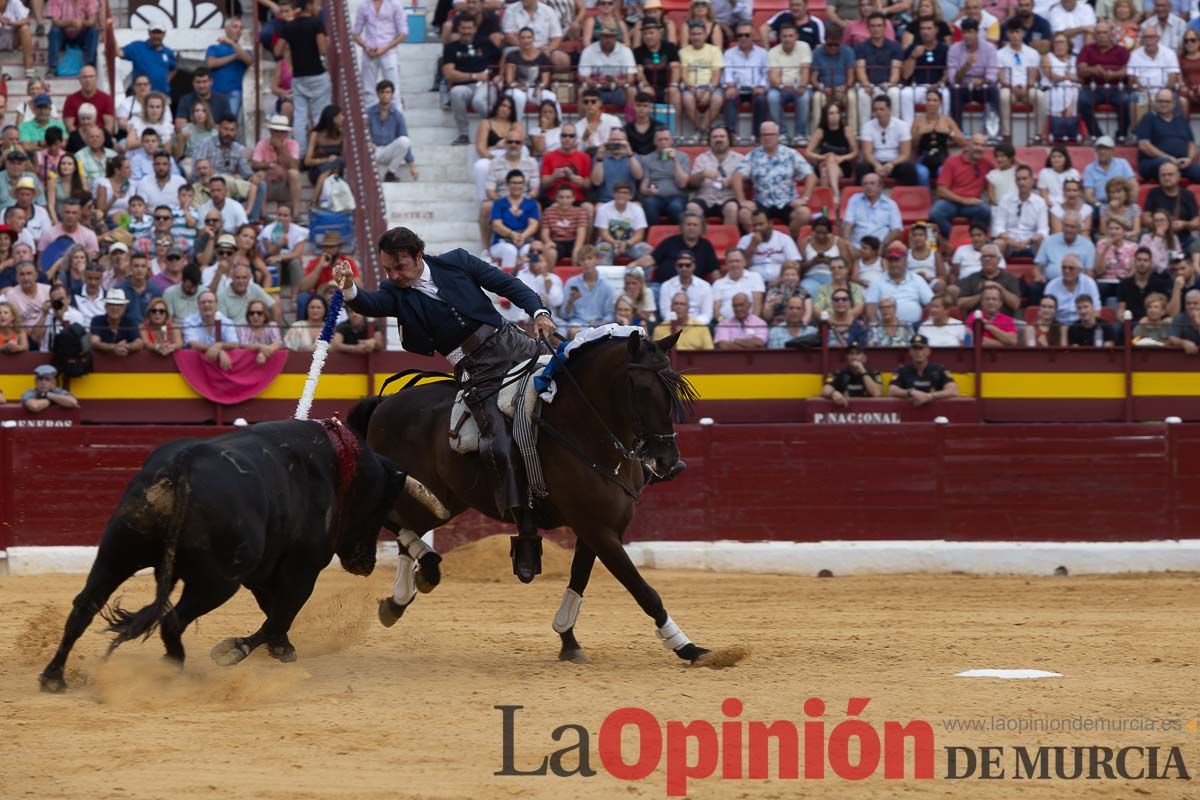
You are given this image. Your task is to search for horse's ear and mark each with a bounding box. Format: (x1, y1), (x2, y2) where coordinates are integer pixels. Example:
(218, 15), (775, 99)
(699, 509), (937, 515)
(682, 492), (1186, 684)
(657, 329), (682, 353)
(626, 328), (642, 357)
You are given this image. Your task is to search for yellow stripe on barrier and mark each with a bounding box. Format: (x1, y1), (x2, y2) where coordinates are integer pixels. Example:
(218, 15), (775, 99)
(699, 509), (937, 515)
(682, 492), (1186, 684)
(687, 373), (823, 400)
(979, 372), (1126, 399)
(1132, 372), (1200, 397)
(4, 372), (373, 401)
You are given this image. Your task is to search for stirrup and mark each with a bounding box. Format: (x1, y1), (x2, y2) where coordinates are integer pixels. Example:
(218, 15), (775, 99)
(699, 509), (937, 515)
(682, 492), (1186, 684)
(510, 534), (543, 584)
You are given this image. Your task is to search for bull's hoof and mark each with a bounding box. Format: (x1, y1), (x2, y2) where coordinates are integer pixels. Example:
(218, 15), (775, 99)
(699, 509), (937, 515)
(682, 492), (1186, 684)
(267, 641), (297, 663)
(378, 597), (410, 628)
(416, 551), (442, 594)
(211, 637), (252, 666)
(558, 648), (591, 665)
(38, 671), (67, 693)
(510, 535), (542, 584)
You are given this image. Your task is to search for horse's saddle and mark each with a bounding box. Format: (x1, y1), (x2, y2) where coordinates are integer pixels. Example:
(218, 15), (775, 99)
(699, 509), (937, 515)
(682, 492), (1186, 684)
(448, 355), (554, 454)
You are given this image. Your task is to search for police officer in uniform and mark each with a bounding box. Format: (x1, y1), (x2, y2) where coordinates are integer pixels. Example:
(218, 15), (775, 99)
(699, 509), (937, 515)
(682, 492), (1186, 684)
(820, 342), (882, 406)
(333, 227), (556, 582)
(887, 334), (960, 405)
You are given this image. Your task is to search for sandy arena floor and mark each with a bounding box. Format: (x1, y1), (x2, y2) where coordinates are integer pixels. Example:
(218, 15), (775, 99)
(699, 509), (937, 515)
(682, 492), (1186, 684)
(3, 537), (1199, 799)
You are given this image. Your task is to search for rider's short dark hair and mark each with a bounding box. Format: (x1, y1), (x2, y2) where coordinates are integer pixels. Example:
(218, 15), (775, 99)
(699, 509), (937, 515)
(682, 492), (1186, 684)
(379, 227), (425, 260)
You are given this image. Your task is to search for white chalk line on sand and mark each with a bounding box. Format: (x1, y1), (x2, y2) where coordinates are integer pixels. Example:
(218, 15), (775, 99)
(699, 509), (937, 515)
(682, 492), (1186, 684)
(5, 537), (1200, 575)
(956, 669), (1064, 679)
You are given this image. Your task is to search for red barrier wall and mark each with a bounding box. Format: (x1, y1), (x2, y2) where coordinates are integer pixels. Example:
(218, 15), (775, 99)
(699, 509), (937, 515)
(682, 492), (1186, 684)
(2, 423), (1197, 549)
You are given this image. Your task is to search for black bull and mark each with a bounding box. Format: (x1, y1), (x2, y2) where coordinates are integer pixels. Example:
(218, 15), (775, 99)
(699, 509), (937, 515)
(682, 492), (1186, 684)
(38, 419), (410, 693)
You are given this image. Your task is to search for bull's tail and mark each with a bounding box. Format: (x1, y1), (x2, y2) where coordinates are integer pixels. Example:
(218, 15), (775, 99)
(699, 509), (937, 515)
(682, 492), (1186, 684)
(101, 451), (192, 653)
(347, 395), (384, 440)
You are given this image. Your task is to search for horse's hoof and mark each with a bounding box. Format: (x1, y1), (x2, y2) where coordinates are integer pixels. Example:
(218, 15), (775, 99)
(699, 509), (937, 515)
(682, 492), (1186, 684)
(691, 646), (750, 670)
(416, 552), (441, 593)
(559, 649), (591, 665)
(378, 597), (409, 628)
(38, 672), (66, 693)
(211, 637), (250, 666)
(267, 642), (297, 663)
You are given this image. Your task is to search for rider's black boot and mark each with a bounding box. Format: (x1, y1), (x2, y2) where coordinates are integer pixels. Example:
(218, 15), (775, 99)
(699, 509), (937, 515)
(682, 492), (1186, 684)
(510, 511), (542, 584)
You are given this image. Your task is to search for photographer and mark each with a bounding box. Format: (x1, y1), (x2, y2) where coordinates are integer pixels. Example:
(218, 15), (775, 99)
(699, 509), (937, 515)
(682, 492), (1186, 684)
(298, 231), (358, 321)
(820, 343), (881, 407)
(591, 128), (644, 205)
(21, 364), (80, 414)
(31, 282), (86, 352)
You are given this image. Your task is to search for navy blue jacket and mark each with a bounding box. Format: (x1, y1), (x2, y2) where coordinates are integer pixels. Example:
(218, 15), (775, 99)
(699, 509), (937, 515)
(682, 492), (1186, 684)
(345, 249), (546, 356)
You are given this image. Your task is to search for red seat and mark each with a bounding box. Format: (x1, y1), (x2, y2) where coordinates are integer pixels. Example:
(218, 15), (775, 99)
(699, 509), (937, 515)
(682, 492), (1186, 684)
(554, 266), (582, 283)
(708, 224), (741, 255)
(1067, 146), (1096, 172)
(1015, 146), (1049, 172)
(1139, 183), (1159, 209)
(1100, 306), (1117, 323)
(679, 146), (705, 163)
(806, 185), (835, 220)
(839, 186), (864, 220)
(1024, 306), (1040, 326)
(892, 185), (932, 226)
(646, 225), (675, 249)
(1006, 261), (1036, 281)
(948, 224), (971, 251)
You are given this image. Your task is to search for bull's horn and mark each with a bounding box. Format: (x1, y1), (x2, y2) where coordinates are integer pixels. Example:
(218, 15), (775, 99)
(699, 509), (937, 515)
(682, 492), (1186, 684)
(404, 474), (450, 521)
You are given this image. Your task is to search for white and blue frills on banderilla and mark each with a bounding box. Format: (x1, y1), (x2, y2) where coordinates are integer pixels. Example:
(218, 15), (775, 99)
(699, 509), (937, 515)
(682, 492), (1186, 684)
(294, 288), (345, 421)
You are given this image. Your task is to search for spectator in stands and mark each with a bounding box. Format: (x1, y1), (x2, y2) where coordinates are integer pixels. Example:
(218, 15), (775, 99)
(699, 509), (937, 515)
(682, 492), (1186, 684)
(843, 0), (892, 48)
(918, 293), (967, 345)
(634, 19), (683, 123)
(721, 21), (769, 140)
(854, 13), (903, 126)
(626, 92), (663, 156)
(734, 121), (814, 236)
(888, 334), (959, 403)
(504, 27), (556, 123)
(1167, 288), (1200, 352)
(205, 17), (252, 117)
(686, 0), (724, 49)
(443, 16), (502, 146)
(46, 241), (85, 293)
(472, 96), (519, 203)
(560, 246), (615, 333)
(235, 298), (283, 362)
(279, 0), (331, 137)
(331, 308), (382, 354)
(115, 247), (156, 323)
(991, 164), (1048, 257)
(541, 120), (592, 202)
(1127, 24), (1179, 118)
(997, 23), (1041, 142)
(529, 101), (562, 157)
(949, 242), (1020, 313)
(282, 293), (324, 351)
(505, 0), (569, 68)
(22, 364), (78, 413)
(72, 259), (104, 318)
(1141, 0), (1184, 51)
(1132, 290), (1171, 342)
(481, 125), (537, 245)
(352, 0), (406, 101)
(12, 176), (49, 247)
(712, 247), (764, 320)
(658, 248), (713, 323)
(198, 176), (249, 234)
(234, 224), (270, 287)
(219, 263), (278, 325)
(738, 208), (802, 284)
(820, 342), (881, 401)
(715, 291), (768, 349)
(842, 171), (901, 253)
(760, 0), (823, 50)
(88, 286), (141, 355)
(583, 0), (627, 48)
(298, 231), (358, 316)
(1144, 161), (1198, 243)
(826, 286), (869, 345)
(1117, 245), (1172, 319)
(930, 134), (994, 239)
(968, 284), (1019, 345)
(145, 205), (179, 253)
(811, 26), (858, 133)
(139, 295), (179, 354)
(258, 204), (307, 287)
(164, 261), (202, 321)
(176, 69), (232, 136)
(947, 19), (999, 132)
(196, 120), (257, 224)
(1097, 177), (1141, 241)
(114, 23), (175, 95)
(490, 169), (541, 268)
(765, 24), (812, 145)
(1095, 217), (1138, 298)
(866, 244), (932, 324)
(653, 291), (714, 349)
(634, 0), (677, 48)
(1022, 293), (1065, 345)
(632, 211), (717, 281)
(983, 142), (1016, 205)
(513, 254), (564, 325)
(1067, 294), (1116, 345)
(591, 128), (642, 205)
(1139, 208), (1181, 272)
(46, 0), (99, 76)
(623, 267), (658, 324)
(578, 88), (625, 153)
(1074, 21), (1129, 144)
(680, 19), (726, 137)
(866, 295), (914, 345)
(1135, 90), (1200, 186)
(19, 94), (65, 154)
(766, 290), (815, 344)
(814, 256), (863, 315)
(1007, 0), (1051, 52)
(805, 102), (858, 209)
(39, 197), (96, 257)
(174, 103), (217, 168)
(134, 152), (187, 216)
(1044, 254), (1101, 322)
(441, 0), (503, 48)
(797, 216), (849, 295)
(1036, 147), (1079, 208)
(638, 128), (690, 225)
(540, 184), (588, 266)
(856, 94), (918, 185)
(686, 126), (743, 227)
(129, 92), (174, 152)
(594, 181), (651, 263)
(0, 1), (33, 82)
(246, 116), (303, 221)
(900, 17), (951, 126)
(1082, 139), (1135, 209)
(580, 23), (637, 107)
(0, 299), (27, 352)
(63, 66), (113, 135)
(0, 151), (39, 209)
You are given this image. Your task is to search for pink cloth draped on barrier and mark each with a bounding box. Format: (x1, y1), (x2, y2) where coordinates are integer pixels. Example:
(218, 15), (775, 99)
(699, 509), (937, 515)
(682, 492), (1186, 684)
(173, 349), (290, 405)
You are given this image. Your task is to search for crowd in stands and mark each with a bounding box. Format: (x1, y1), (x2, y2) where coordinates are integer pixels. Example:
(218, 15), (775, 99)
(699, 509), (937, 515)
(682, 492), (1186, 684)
(436, 0), (1200, 354)
(0, 0), (418, 379)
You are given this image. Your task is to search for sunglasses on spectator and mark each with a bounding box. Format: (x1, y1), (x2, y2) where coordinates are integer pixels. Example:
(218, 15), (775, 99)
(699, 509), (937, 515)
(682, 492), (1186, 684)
(217, 248), (236, 255)
(154, 215), (171, 221)
(206, 218), (221, 225)
(561, 133), (577, 138)
(737, 32), (752, 37)
(247, 310), (266, 317)
(148, 307), (166, 314)
(167, 254), (182, 260)
(833, 295), (850, 302)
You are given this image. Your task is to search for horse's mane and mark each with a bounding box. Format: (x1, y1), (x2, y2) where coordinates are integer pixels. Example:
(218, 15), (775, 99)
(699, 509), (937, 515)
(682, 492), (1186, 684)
(570, 334), (698, 423)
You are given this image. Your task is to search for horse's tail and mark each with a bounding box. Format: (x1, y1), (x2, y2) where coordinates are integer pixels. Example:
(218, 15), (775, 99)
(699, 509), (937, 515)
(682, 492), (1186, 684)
(347, 395), (384, 440)
(101, 450), (192, 653)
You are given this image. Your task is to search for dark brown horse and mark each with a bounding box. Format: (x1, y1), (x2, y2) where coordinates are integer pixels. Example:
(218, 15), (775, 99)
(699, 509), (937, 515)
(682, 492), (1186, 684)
(348, 329), (737, 666)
